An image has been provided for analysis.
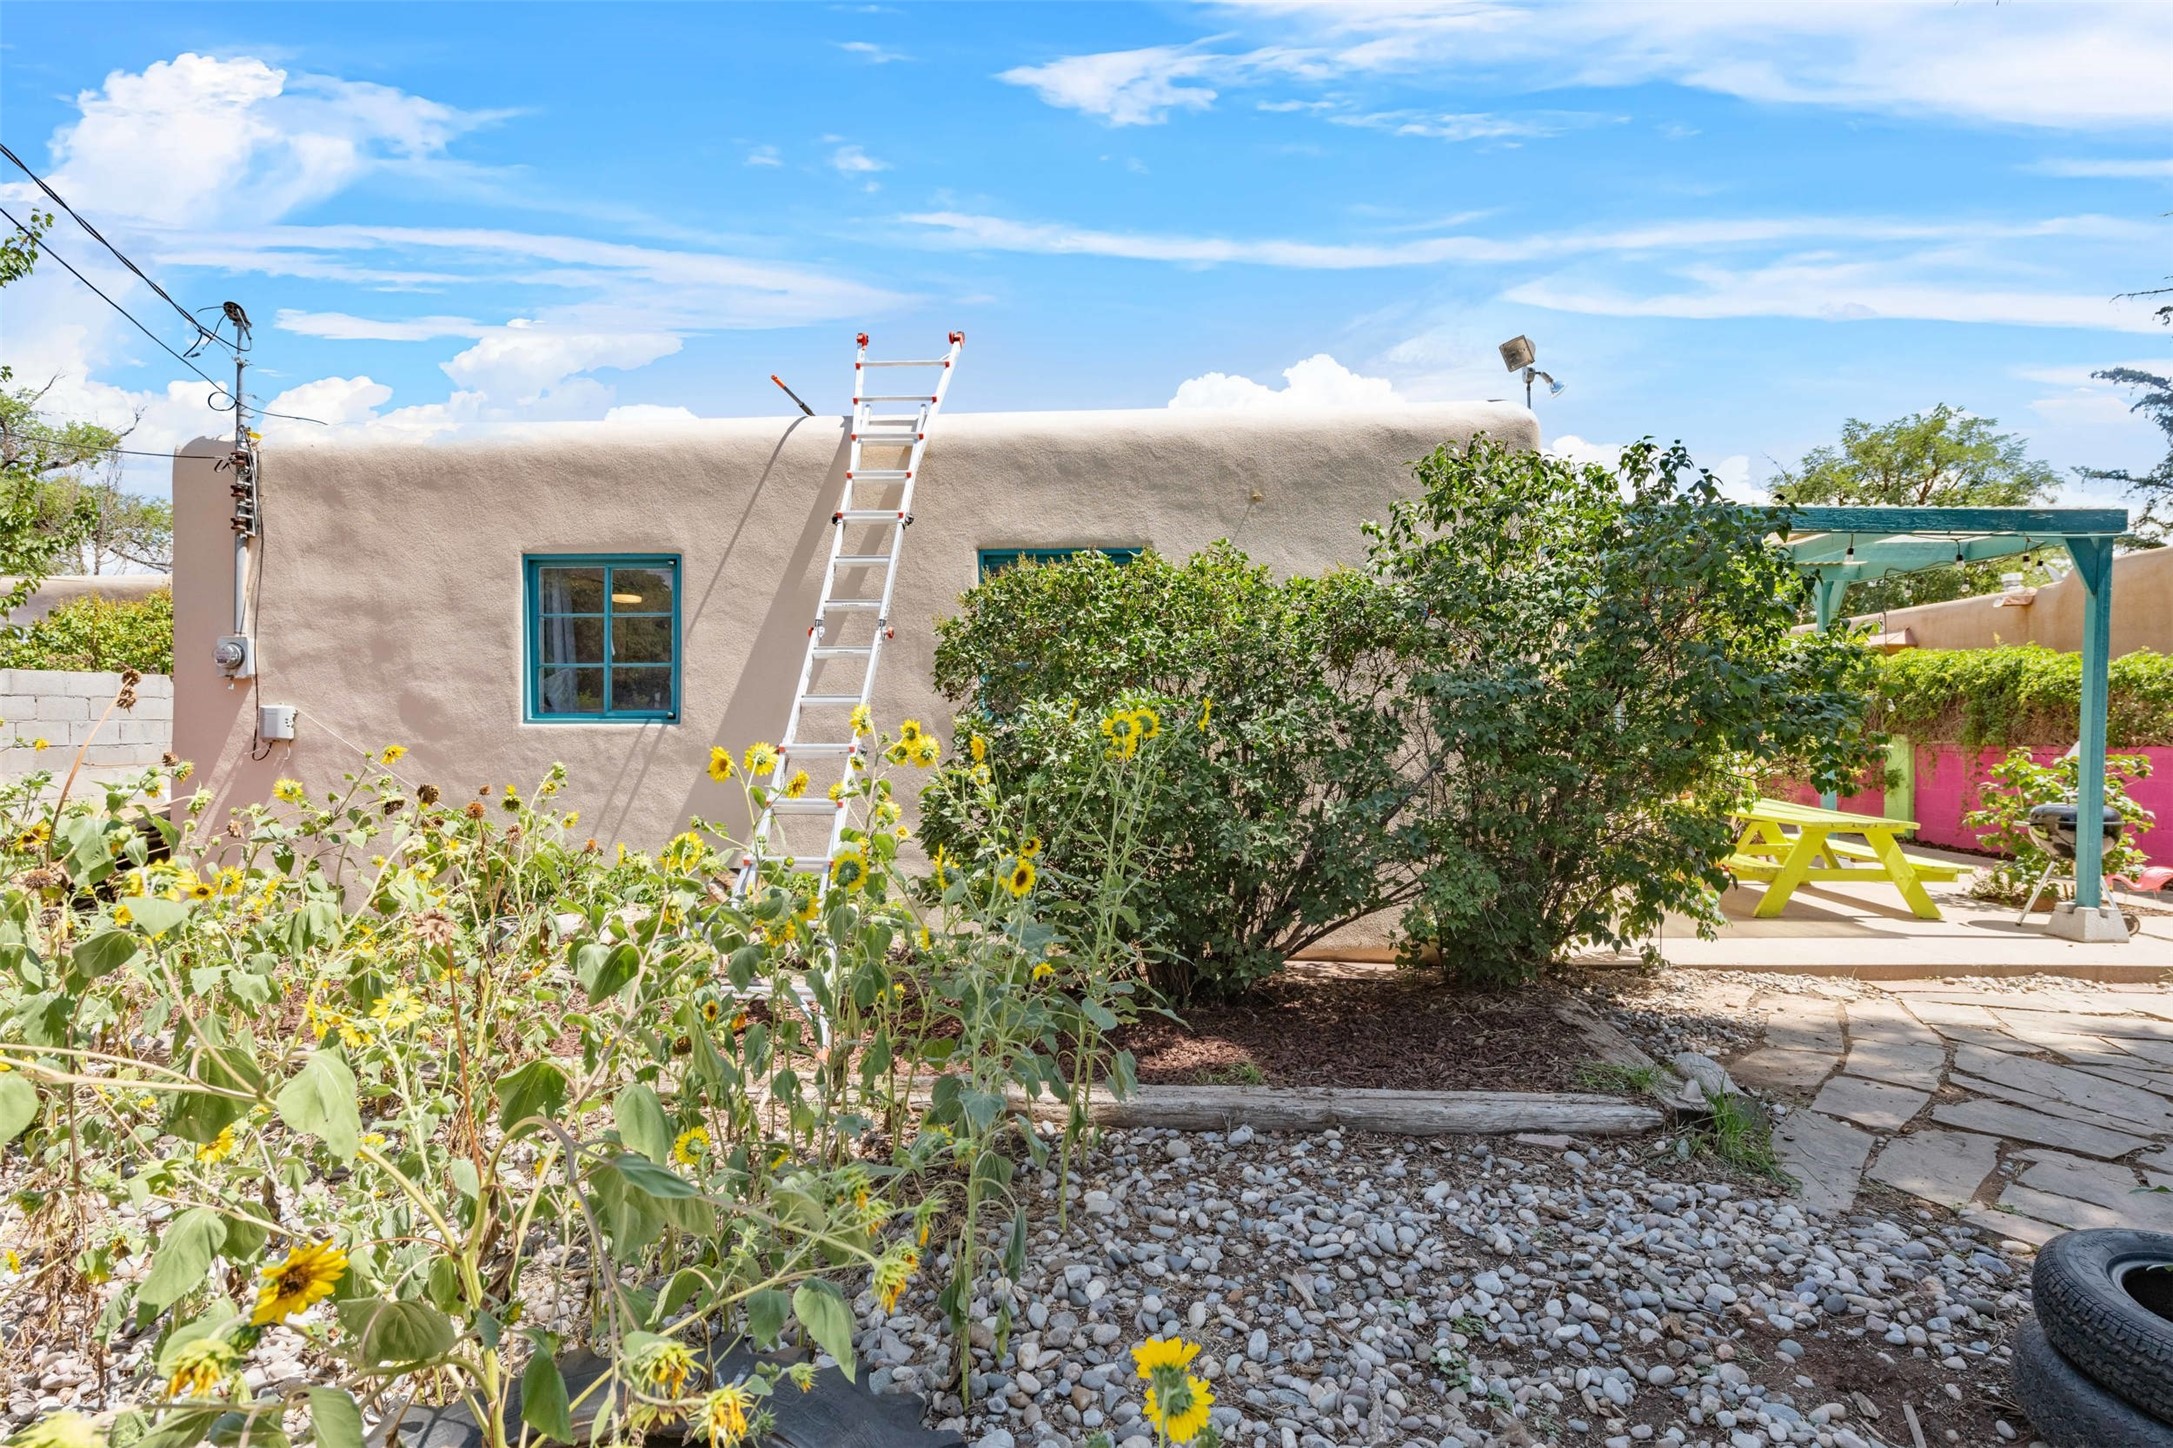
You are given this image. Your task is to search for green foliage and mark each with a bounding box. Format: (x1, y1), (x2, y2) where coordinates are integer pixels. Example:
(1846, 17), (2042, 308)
(2076, 366), (2173, 543)
(29, 472), (173, 572)
(1771, 404), (2061, 611)
(0, 718), (1146, 1446)
(1371, 437), (1880, 985)
(924, 545), (1417, 1000)
(1962, 747), (2156, 904)
(1868, 644), (2173, 748)
(0, 587), (174, 673)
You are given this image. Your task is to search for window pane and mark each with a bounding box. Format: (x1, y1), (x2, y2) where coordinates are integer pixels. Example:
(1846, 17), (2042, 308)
(608, 567), (674, 614)
(611, 666), (672, 714)
(538, 567), (605, 614)
(539, 616), (604, 665)
(536, 666), (604, 715)
(612, 615), (673, 663)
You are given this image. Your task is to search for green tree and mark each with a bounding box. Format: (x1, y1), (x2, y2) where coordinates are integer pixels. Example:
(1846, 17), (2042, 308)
(30, 468), (172, 572)
(1770, 404), (2061, 612)
(1371, 437), (1879, 984)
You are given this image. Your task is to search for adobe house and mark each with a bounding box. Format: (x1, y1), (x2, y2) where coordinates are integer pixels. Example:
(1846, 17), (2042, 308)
(170, 403), (1536, 846)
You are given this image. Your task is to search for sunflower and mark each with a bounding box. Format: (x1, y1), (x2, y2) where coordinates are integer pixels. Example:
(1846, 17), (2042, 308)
(873, 1244), (919, 1313)
(829, 846), (869, 893)
(849, 704), (873, 737)
(1100, 710), (1141, 760)
(1131, 1337), (1202, 1380)
(898, 719), (923, 744)
(1001, 857), (1036, 899)
(370, 987), (425, 1030)
(1032, 962), (1055, 982)
(641, 1338), (699, 1400)
(10, 1413), (99, 1448)
(784, 770), (810, 799)
(185, 878), (216, 902)
(215, 867), (245, 896)
(697, 1384), (754, 1444)
(707, 747), (736, 782)
(1144, 1374), (1215, 1444)
(196, 1125), (239, 1163)
(743, 742), (779, 776)
(1131, 706), (1162, 741)
(273, 779), (306, 805)
(252, 1240), (347, 1325)
(1198, 698), (1214, 733)
(909, 736), (941, 768)
(163, 1334), (236, 1399)
(380, 744), (408, 764)
(16, 821), (51, 849)
(968, 734), (987, 764)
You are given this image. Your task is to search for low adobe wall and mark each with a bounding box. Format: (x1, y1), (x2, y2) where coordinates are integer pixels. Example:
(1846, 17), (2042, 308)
(0, 668), (173, 776)
(1, 573), (171, 629)
(1847, 547), (2173, 655)
(1788, 741), (2173, 869)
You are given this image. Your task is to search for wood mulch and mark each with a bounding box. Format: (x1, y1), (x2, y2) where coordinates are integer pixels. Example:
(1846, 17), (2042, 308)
(1112, 960), (1594, 1093)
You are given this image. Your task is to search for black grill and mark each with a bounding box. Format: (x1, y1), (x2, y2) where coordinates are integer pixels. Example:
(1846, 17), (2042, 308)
(2024, 802), (2125, 861)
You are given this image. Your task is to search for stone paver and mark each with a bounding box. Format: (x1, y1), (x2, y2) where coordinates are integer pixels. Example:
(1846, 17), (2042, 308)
(1867, 1129), (1999, 1209)
(1810, 1072), (1931, 1132)
(1727, 1046), (1836, 1091)
(1929, 1097), (2151, 1160)
(1841, 997), (1947, 1086)
(1772, 1107), (1874, 1214)
(1757, 994), (1845, 1054)
(1953, 1043), (2173, 1134)
(1958, 1204), (2065, 1248)
(2016, 1150), (2173, 1231)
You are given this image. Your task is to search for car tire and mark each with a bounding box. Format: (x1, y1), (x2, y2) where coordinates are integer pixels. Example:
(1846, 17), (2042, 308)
(2013, 1317), (2173, 1448)
(2033, 1228), (2173, 1424)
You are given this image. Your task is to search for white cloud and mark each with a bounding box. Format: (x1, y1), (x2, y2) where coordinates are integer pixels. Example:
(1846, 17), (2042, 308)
(1169, 354), (1405, 410)
(838, 41), (909, 63)
(1014, 2), (2173, 131)
(438, 322), (682, 406)
(23, 53), (506, 228)
(274, 310), (486, 342)
(1505, 261), (2168, 334)
(744, 145), (783, 167)
(1545, 434), (1621, 469)
(998, 46), (1224, 126)
(2033, 157), (2173, 179)
(829, 144), (888, 176)
(260, 375), (394, 427)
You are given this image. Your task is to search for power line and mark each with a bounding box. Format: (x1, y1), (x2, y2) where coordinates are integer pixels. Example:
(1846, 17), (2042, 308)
(0, 139), (233, 355)
(0, 203), (325, 427)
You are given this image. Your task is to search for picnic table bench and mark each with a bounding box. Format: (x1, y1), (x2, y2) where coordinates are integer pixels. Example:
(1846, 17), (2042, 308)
(1724, 797), (1966, 920)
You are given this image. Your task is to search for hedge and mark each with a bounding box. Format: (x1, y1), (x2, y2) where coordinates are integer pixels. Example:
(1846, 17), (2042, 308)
(0, 587), (174, 674)
(1869, 643), (2173, 748)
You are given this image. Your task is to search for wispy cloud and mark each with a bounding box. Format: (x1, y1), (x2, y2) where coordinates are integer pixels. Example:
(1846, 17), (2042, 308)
(838, 40), (909, 64)
(829, 143), (889, 176)
(1003, 2), (2173, 131)
(2033, 157), (2173, 179)
(275, 311), (487, 342)
(744, 144), (782, 167)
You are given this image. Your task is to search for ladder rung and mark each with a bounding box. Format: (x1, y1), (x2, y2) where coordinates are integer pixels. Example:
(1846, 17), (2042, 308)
(799, 694), (865, 706)
(836, 509), (905, 522)
(765, 799), (843, 815)
(853, 432), (922, 444)
(740, 854), (832, 869)
(860, 359), (949, 367)
(809, 646), (873, 658)
(823, 599), (881, 610)
(846, 469), (911, 480)
(832, 554), (892, 566)
(781, 741), (857, 754)
(857, 394), (938, 402)
(860, 415), (922, 425)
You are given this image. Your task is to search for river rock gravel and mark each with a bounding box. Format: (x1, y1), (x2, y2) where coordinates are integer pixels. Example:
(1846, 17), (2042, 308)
(859, 1127), (2043, 1448)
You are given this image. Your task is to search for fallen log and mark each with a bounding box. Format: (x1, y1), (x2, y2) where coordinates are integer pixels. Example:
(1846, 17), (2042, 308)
(952, 1083), (1665, 1137)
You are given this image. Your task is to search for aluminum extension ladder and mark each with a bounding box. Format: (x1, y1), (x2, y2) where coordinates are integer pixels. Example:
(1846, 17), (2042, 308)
(738, 329), (964, 894)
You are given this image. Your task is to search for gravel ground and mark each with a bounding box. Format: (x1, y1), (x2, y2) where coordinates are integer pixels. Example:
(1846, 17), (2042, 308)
(863, 1128), (2043, 1448)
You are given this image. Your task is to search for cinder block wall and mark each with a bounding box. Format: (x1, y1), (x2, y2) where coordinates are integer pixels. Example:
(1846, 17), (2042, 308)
(0, 669), (173, 776)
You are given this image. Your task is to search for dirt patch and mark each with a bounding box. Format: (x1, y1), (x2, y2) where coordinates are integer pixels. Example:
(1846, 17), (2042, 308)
(1113, 962), (1594, 1092)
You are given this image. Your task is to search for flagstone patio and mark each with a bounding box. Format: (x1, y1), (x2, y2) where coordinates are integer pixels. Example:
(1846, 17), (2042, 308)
(1712, 973), (2173, 1247)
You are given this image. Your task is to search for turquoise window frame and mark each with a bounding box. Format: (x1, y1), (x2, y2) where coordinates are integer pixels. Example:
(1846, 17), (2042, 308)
(523, 554), (681, 723)
(977, 546), (1140, 581)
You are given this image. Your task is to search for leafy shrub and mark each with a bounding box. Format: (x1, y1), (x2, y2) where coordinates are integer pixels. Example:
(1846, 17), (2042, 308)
(922, 546), (1416, 1001)
(0, 704), (1144, 1447)
(1869, 643), (2173, 748)
(1962, 747), (2156, 903)
(1370, 438), (1880, 984)
(0, 586), (174, 673)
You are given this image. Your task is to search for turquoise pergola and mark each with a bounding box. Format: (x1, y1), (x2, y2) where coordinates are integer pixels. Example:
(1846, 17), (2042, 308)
(1768, 506), (2129, 918)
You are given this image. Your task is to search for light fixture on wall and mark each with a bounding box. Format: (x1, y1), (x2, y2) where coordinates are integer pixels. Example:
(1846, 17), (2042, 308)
(612, 592), (644, 605)
(1498, 335), (1565, 409)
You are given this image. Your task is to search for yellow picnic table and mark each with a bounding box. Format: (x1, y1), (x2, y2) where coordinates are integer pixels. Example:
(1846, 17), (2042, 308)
(1725, 797), (1967, 920)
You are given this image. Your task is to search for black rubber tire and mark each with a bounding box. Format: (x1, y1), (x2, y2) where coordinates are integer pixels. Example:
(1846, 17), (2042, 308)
(2013, 1317), (2173, 1448)
(2033, 1228), (2173, 1425)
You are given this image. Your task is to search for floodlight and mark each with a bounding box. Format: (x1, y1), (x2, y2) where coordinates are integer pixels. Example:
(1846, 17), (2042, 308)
(1499, 335), (1535, 372)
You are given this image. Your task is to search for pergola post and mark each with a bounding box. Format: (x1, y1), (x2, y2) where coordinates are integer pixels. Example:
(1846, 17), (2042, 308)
(2064, 535), (2116, 921)
(1812, 575), (1849, 808)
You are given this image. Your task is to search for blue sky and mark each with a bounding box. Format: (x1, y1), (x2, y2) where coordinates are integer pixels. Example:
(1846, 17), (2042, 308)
(2, 1), (2169, 505)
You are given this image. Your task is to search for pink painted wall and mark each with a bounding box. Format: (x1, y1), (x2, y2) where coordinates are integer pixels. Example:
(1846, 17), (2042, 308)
(1784, 744), (2173, 869)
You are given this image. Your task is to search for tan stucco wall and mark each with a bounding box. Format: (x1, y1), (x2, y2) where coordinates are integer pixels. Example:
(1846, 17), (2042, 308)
(173, 404), (1535, 847)
(1847, 546), (2173, 655)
